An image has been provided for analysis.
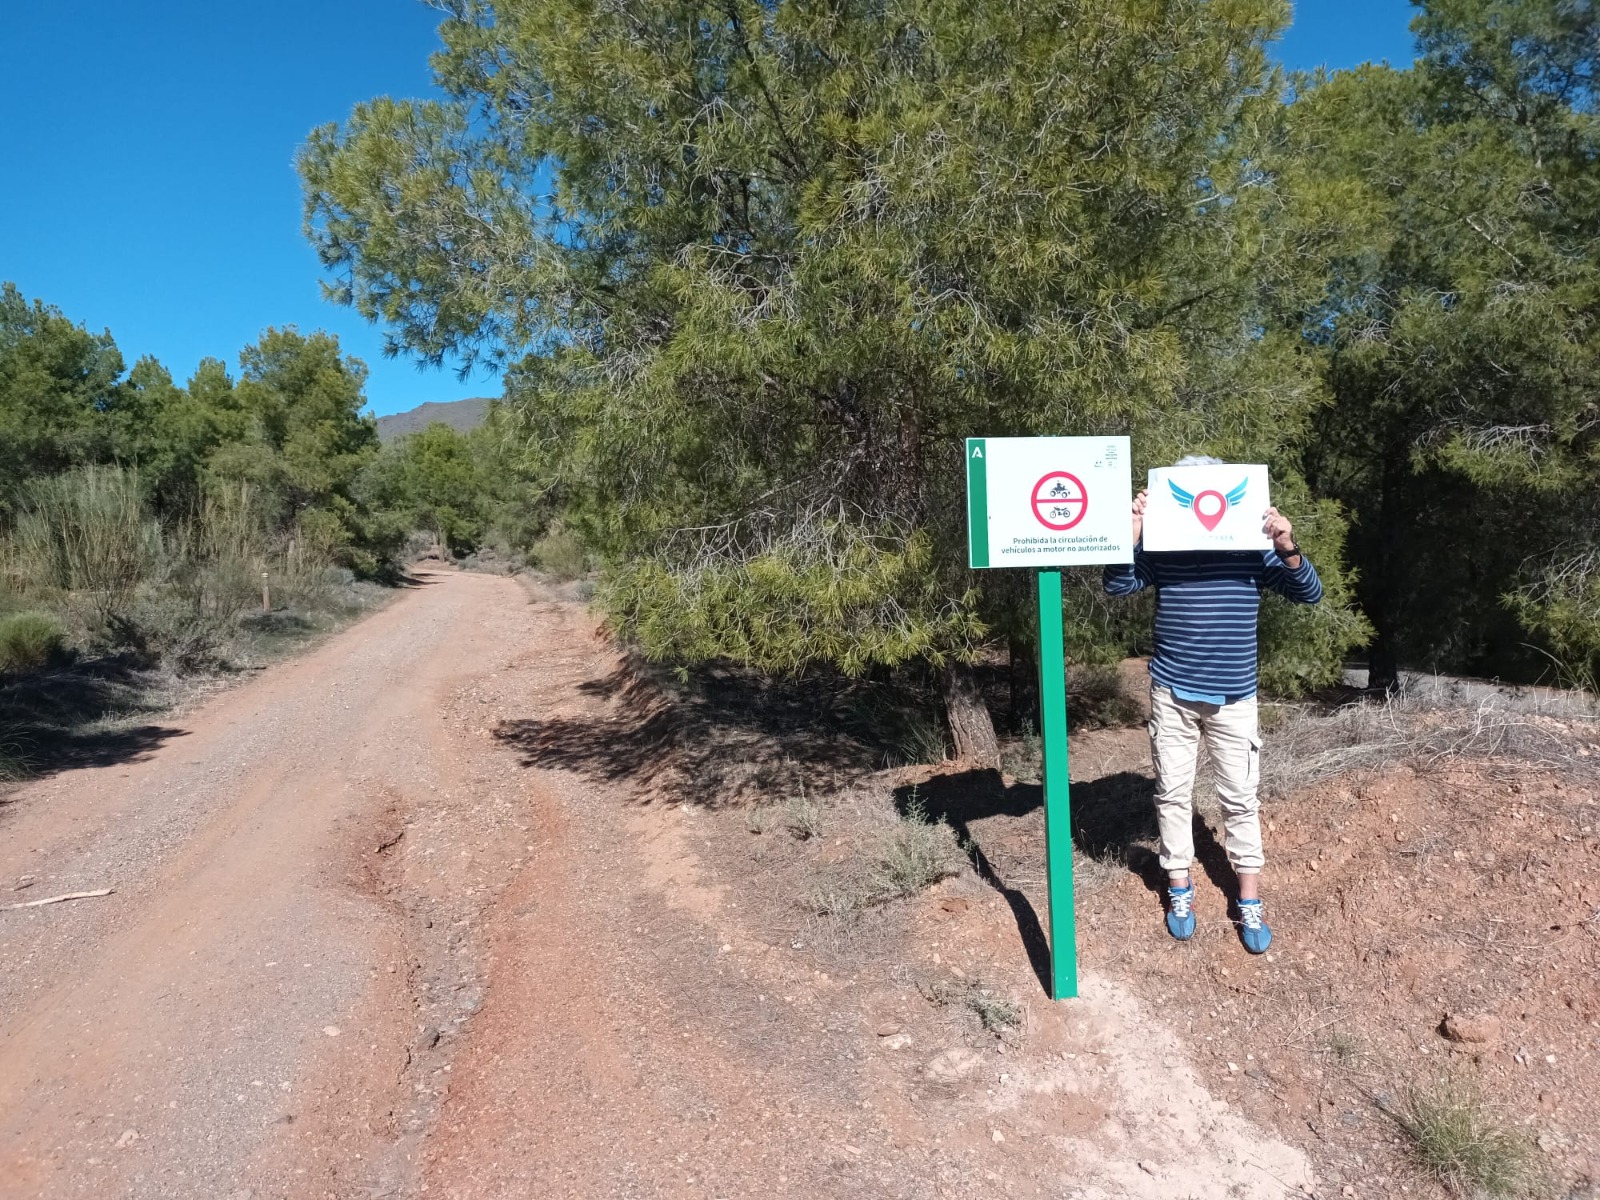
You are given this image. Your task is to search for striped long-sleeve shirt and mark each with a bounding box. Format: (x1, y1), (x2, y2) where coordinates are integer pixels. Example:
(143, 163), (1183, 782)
(1102, 548), (1323, 701)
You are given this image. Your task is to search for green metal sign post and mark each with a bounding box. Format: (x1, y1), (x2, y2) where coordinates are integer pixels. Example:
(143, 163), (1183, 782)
(1035, 569), (1076, 1000)
(964, 436), (1133, 1000)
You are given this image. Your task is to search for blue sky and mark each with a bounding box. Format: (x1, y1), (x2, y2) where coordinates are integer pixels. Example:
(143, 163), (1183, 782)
(1, 1), (1419, 419)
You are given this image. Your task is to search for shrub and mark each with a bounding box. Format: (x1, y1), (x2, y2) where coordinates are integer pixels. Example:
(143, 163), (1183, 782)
(890, 708), (949, 766)
(0, 611), (66, 673)
(1000, 720), (1042, 783)
(530, 525), (589, 581)
(11, 467), (163, 621)
(869, 800), (960, 901)
(1395, 1081), (1538, 1199)
(1, 471), (345, 673)
(921, 977), (1022, 1034)
(1067, 664), (1143, 728)
(783, 787), (823, 840)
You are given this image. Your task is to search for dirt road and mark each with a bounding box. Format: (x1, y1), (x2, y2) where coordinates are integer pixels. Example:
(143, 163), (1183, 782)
(1, 570), (1313, 1200)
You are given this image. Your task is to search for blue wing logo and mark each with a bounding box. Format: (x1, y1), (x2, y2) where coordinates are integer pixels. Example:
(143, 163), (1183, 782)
(1169, 480), (1196, 509)
(1224, 478), (1248, 506)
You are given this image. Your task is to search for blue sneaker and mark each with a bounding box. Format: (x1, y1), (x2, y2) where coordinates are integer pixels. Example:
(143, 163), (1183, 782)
(1237, 898), (1272, 954)
(1165, 883), (1196, 940)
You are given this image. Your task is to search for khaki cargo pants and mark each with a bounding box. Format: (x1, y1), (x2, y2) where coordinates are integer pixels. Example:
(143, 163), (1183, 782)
(1148, 684), (1265, 874)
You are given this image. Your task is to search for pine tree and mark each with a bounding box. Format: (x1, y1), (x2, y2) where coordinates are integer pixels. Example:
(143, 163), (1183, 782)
(1288, 0), (1599, 685)
(301, 0), (1370, 751)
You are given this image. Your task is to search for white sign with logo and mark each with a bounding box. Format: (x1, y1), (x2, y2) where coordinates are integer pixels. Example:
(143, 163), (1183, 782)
(965, 437), (1134, 568)
(1142, 464), (1272, 552)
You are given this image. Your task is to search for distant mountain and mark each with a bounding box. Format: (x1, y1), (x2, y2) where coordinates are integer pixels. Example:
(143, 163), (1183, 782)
(375, 397), (494, 444)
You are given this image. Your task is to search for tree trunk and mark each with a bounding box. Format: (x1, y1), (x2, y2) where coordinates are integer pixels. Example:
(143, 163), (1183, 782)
(1366, 445), (1408, 696)
(1367, 630), (1400, 695)
(941, 661), (1000, 768)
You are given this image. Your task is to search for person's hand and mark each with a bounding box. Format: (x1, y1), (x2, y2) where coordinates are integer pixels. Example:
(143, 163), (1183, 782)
(1262, 507), (1298, 558)
(1132, 489), (1148, 545)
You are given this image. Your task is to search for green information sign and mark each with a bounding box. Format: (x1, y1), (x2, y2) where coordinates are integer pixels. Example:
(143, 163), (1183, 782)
(964, 436), (1133, 1000)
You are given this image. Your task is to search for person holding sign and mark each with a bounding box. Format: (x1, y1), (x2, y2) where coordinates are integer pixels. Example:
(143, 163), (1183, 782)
(1102, 456), (1322, 954)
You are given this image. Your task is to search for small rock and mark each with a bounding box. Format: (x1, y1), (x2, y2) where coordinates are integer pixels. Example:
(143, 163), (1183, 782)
(991, 1129), (1005, 1143)
(322, 1026), (341, 1038)
(1440, 1012), (1501, 1046)
(924, 1048), (984, 1082)
(880, 1033), (913, 1051)
(114, 1129), (139, 1149)
(416, 1025), (441, 1051)
(875, 1022), (902, 1037)
(1138, 1160), (1157, 1175)
(1342, 1187), (1356, 1198)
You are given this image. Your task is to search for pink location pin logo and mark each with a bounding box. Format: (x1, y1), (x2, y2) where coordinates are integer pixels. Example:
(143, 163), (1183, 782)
(1193, 490), (1228, 532)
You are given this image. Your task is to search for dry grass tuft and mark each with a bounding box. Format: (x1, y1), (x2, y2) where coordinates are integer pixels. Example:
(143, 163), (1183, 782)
(1262, 687), (1600, 799)
(0, 612), (66, 673)
(1393, 1080), (1540, 1199)
(1000, 721), (1042, 783)
(783, 787), (824, 839)
(922, 977), (1023, 1035)
(796, 796), (962, 922)
(868, 801), (961, 901)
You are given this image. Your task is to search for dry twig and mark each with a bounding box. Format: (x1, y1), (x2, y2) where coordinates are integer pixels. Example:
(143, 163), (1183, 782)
(3, 888), (114, 912)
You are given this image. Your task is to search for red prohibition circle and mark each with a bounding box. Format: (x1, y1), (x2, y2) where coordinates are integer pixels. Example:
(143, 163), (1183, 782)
(1031, 471), (1089, 532)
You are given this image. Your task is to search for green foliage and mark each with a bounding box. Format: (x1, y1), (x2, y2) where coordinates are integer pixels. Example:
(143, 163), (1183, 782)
(208, 327), (380, 558)
(0, 284), (124, 504)
(0, 612), (67, 674)
(603, 527), (982, 677)
(1288, 0), (1600, 683)
(1256, 484), (1372, 697)
(527, 525), (588, 581)
(357, 405), (551, 562)
(300, 0), (1366, 714)
(0, 285), (396, 579)
(361, 422), (486, 552)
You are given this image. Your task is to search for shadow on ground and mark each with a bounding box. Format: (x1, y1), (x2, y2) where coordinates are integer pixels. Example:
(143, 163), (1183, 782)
(892, 769), (1053, 992)
(495, 660), (937, 807)
(892, 764), (1236, 994)
(0, 657), (187, 789)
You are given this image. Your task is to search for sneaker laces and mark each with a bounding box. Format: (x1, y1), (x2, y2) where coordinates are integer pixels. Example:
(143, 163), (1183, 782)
(1238, 900), (1264, 930)
(1169, 886), (1193, 918)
